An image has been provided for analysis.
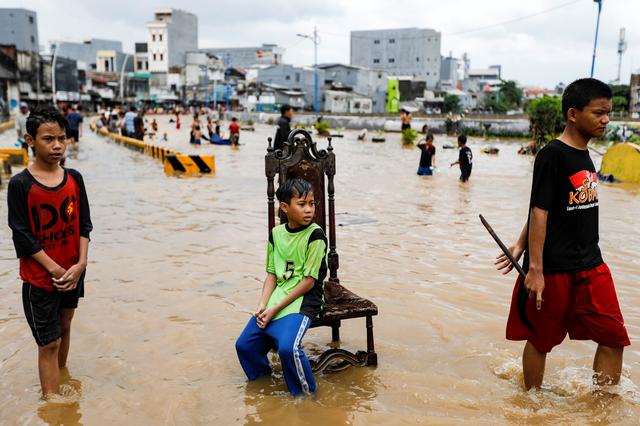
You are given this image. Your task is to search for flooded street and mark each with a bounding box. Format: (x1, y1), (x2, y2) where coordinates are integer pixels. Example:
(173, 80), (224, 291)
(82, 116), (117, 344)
(1, 115), (639, 425)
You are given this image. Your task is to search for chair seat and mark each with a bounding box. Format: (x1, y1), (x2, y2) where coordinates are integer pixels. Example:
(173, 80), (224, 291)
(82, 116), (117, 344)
(311, 280), (378, 327)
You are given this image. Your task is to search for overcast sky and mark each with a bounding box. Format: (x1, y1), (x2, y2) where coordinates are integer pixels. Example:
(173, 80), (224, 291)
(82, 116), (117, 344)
(8, 0), (640, 87)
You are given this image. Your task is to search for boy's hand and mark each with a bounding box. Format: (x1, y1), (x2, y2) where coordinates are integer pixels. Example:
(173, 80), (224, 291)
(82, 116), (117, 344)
(53, 262), (86, 292)
(256, 307), (277, 329)
(524, 269), (544, 310)
(254, 304), (266, 318)
(494, 244), (525, 275)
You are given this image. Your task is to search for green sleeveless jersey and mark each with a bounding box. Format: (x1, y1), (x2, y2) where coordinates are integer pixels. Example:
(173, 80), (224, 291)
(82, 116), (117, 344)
(266, 223), (328, 321)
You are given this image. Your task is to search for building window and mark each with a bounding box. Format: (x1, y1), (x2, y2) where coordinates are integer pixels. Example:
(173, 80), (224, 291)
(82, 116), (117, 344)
(428, 37), (431, 42)
(388, 58), (395, 63)
(295, 73), (300, 83)
(159, 53), (164, 61)
(153, 53), (157, 61)
(426, 72), (430, 76)
(373, 39), (380, 44)
(31, 35), (35, 43)
(373, 59), (380, 64)
(29, 16), (34, 24)
(159, 34), (163, 42)
(389, 38), (395, 44)
(152, 34), (156, 42)
(137, 61), (142, 69)
(416, 57), (420, 62)
(285, 75), (290, 80)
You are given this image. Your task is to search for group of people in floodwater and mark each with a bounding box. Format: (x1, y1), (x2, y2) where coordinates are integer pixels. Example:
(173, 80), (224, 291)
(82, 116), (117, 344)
(6, 78), (632, 404)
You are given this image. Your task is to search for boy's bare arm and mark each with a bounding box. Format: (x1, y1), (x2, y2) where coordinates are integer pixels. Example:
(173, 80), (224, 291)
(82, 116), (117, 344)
(255, 273), (277, 316)
(525, 207), (548, 309)
(495, 220), (528, 274)
(256, 277), (315, 328)
(31, 251), (65, 278)
(53, 237), (89, 292)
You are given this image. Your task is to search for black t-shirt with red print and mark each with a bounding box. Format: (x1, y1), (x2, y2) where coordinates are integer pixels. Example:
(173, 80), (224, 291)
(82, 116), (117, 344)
(524, 139), (602, 273)
(8, 168), (92, 291)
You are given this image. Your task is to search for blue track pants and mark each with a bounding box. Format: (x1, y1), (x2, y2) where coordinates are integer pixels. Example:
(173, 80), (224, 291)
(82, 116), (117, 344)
(235, 313), (316, 396)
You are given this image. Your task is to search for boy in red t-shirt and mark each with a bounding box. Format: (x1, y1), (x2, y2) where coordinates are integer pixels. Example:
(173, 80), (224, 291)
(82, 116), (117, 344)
(8, 106), (93, 398)
(495, 78), (629, 390)
(229, 117), (240, 145)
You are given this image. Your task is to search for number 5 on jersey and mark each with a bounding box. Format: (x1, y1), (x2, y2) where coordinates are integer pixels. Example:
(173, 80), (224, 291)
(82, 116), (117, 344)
(283, 261), (295, 280)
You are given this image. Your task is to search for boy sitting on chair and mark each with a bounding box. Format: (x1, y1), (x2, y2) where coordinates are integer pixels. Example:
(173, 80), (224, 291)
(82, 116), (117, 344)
(236, 178), (328, 396)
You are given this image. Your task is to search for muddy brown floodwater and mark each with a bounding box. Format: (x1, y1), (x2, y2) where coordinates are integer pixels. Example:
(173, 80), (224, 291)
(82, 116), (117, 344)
(0, 115), (639, 425)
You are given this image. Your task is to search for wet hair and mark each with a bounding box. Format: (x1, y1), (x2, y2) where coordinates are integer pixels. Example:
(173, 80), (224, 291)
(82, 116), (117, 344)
(77, 104), (83, 112)
(276, 178), (313, 204)
(426, 132), (434, 141)
(281, 104), (292, 115)
(458, 134), (467, 144)
(562, 78), (612, 119)
(231, 117), (237, 122)
(26, 106), (68, 138)
(130, 105), (137, 112)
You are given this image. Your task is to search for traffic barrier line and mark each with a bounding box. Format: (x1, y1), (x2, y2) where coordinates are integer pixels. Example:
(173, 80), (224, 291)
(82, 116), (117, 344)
(90, 121), (214, 176)
(0, 148), (28, 166)
(0, 120), (15, 133)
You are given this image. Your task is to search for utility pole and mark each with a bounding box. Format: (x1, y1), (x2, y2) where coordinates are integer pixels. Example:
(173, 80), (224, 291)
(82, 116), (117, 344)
(616, 28), (627, 83)
(296, 26), (320, 115)
(590, 0), (603, 78)
(51, 42), (62, 106)
(119, 54), (131, 102)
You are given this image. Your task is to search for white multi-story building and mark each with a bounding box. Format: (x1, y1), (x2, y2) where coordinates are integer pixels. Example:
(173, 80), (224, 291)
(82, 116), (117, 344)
(134, 43), (149, 73)
(146, 8), (197, 74)
(350, 28), (441, 88)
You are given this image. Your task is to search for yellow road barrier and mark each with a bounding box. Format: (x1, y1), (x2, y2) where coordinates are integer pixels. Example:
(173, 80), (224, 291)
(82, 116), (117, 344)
(90, 121), (214, 176)
(0, 120), (15, 133)
(0, 148), (28, 166)
(600, 142), (640, 183)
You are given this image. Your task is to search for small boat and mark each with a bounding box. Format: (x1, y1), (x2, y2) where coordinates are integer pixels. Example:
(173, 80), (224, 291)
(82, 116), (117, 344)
(371, 137), (386, 143)
(240, 126), (255, 131)
(442, 144), (455, 149)
(330, 133), (344, 138)
(482, 147), (500, 154)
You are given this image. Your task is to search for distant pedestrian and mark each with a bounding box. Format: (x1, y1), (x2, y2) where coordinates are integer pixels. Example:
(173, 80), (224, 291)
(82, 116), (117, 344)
(450, 134), (473, 182)
(400, 108), (412, 131)
(15, 102), (30, 151)
(133, 111), (145, 141)
(66, 105), (84, 145)
(273, 104), (293, 151)
(417, 133), (436, 176)
(123, 106), (137, 138)
(229, 117), (240, 145)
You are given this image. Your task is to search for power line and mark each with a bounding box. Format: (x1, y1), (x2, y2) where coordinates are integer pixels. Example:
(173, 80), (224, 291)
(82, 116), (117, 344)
(316, 0), (582, 41)
(445, 0), (582, 36)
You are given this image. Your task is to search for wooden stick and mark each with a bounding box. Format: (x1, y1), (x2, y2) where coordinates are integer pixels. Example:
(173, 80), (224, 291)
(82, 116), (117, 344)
(479, 214), (526, 278)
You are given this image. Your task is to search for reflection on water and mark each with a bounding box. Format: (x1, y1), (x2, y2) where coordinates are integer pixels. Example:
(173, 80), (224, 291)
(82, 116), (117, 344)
(0, 116), (638, 424)
(37, 368), (83, 425)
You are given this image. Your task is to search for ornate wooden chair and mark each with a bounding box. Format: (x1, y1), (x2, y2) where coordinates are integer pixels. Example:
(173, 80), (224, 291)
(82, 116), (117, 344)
(266, 129), (378, 372)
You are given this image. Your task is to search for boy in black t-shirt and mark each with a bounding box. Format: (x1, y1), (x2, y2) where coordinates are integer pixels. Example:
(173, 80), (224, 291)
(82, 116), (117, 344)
(450, 134), (472, 182)
(417, 133), (436, 175)
(8, 106), (92, 398)
(495, 78), (629, 390)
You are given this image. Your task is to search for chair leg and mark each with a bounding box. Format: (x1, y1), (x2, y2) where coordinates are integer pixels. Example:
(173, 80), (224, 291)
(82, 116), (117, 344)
(366, 315), (378, 366)
(331, 321), (341, 343)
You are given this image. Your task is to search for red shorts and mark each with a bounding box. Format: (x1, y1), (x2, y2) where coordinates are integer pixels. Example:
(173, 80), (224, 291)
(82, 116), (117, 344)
(506, 262), (630, 353)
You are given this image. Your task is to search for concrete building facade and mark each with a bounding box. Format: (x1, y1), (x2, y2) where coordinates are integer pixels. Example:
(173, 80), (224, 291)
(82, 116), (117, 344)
(134, 43), (149, 73)
(50, 39), (122, 69)
(350, 27), (441, 87)
(319, 63), (387, 113)
(201, 44), (284, 68)
(257, 64), (325, 110)
(96, 50), (133, 74)
(147, 8), (198, 73)
(0, 8), (39, 53)
(631, 74), (640, 117)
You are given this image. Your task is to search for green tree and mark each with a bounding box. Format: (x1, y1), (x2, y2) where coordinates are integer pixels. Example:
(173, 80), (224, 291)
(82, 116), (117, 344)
(499, 80), (523, 108)
(527, 96), (564, 145)
(485, 93), (508, 114)
(609, 84), (630, 113)
(443, 94), (461, 113)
